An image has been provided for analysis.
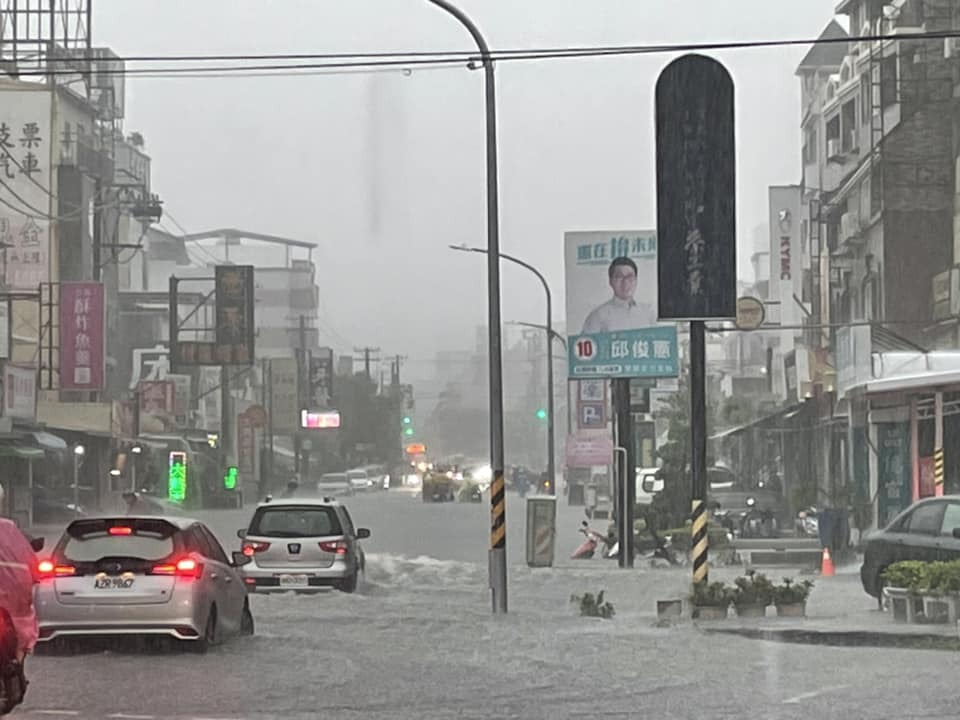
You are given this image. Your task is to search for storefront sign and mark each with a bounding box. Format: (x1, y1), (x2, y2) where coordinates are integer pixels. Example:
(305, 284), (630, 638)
(877, 422), (912, 527)
(269, 357), (299, 434)
(3, 364), (35, 420)
(59, 282), (105, 390)
(0, 87), (52, 289)
(565, 432), (614, 467)
(310, 348), (334, 408)
(214, 265), (255, 365)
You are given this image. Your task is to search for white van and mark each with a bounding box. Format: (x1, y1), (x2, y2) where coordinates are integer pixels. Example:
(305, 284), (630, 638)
(636, 467), (665, 506)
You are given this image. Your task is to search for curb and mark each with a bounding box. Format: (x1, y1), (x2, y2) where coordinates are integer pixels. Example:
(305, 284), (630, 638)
(701, 625), (960, 651)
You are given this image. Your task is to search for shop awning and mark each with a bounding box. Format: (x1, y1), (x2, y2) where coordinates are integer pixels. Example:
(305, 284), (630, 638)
(31, 431), (68, 451)
(709, 403), (804, 441)
(865, 368), (960, 396)
(0, 445), (44, 459)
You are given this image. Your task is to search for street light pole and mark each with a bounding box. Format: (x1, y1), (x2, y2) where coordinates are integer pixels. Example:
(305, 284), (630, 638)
(449, 245), (556, 501)
(427, 0), (506, 613)
(73, 444), (85, 517)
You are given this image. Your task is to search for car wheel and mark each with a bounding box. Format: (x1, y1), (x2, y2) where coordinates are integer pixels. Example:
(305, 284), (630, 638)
(190, 605), (218, 654)
(337, 567), (359, 594)
(240, 599), (255, 636)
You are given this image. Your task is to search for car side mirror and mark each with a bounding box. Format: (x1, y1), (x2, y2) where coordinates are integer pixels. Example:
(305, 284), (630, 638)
(231, 551), (251, 567)
(29, 536), (44, 552)
(236, 529), (247, 539)
(357, 528), (371, 540)
(952, 528), (960, 540)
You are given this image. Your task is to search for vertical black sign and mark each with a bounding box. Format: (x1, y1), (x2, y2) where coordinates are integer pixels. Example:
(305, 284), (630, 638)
(215, 265), (255, 365)
(655, 54), (736, 320)
(309, 347), (334, 408)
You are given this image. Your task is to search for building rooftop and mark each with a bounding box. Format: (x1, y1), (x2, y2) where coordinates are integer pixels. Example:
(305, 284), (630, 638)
(795, 20), (849, 75)
(181, 228), (316, 249)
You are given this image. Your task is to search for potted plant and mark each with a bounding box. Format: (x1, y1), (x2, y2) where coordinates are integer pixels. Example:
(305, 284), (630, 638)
(690, 581), (731, 620)
(773, 578), (814, 617)
(731, 570), (774, 618)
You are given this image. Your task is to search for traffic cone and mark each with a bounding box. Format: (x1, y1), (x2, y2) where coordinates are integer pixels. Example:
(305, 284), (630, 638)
(820, 546), (835, 577)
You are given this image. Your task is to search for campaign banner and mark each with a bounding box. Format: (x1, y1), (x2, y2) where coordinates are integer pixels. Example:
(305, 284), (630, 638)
(564, 231), (678, 379)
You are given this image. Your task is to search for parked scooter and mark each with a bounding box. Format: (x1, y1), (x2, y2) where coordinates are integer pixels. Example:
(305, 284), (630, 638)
(570, 521), (615, 560)
(739, 497), (780, 539)
(795, 506), (819, 538)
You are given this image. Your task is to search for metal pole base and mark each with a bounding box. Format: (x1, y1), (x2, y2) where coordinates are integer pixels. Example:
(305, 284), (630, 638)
(489, 547), (508, 613)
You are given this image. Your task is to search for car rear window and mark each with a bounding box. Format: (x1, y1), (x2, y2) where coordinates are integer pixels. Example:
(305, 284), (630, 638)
(348, 471), (366, 479)
(249, 506), (342, 538)
(319, 474), (347, 483)
(62, 519), (176, 562)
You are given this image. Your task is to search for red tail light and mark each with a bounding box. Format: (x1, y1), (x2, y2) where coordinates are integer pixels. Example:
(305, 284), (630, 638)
(241, 541), (270, 557)
(108, 526), (133, 536)
(319, 540), (348, 555)
(152, 557), (202, 578)
(36, 560), (75, 579)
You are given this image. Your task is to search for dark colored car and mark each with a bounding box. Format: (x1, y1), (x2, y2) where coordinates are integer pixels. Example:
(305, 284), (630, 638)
(860, 495), (960, 599)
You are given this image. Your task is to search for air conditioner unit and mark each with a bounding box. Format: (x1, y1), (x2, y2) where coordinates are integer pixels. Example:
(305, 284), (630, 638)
(931, 268), (960, 321)
(840, 212), (862, 243)
(945, 37), (960, 59)
(827, 138), (842, 159)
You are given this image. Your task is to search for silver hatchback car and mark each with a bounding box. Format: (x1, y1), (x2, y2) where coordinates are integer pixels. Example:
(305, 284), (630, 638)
(238, 498), (369, 593)
(34, 516), (254, 651)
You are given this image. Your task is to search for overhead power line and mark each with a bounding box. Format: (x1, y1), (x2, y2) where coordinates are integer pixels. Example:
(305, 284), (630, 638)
(3, 29), (960, 79)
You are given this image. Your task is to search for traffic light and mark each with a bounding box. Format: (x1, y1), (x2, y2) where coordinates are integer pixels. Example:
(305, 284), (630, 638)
(535, 408), (547, 421)
(404, 427), (414, 437)
(402, 416), (412, 425)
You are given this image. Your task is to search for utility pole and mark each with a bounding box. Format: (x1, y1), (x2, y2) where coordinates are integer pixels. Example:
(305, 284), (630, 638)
(426, 0), (506, 613)
(390, 355), (406, 387)
(296, 315), (309, 483)
(353, 346), (381, 381)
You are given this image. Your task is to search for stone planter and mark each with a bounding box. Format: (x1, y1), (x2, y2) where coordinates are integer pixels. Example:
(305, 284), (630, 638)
(693, 605), (728, 620)
(775, 602), (806, 618)
(921, 594), (960, 624)
(883, 587), (920, 623)
(656, 599), (684, 621)
(735, 603), (767, 619)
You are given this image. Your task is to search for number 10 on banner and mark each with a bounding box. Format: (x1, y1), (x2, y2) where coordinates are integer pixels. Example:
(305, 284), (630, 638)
(574, 338), (595, 360)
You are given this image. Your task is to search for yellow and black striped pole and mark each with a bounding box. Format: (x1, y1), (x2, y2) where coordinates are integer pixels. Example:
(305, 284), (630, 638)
(935, 391), (945, 497)
(690, 321), (709, 585)
(935, 447), (945, 495)
(489, 469), (508, 612)
(491, 470), (506, 551)
(691, 499), (709, 584)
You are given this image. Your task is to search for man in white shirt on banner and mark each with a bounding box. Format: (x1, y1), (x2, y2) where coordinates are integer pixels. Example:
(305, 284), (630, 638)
(582, 256), (657, 333)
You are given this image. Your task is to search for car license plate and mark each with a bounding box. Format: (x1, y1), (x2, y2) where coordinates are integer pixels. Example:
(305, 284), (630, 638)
(279, 574), (309, 588)
(94, 575), (135, 590)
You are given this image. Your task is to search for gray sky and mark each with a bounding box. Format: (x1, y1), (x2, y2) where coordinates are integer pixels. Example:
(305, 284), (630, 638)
(95, 0), (840, 383)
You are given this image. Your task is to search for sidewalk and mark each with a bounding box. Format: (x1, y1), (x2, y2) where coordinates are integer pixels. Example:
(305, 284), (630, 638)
(692, 572), (960, 648)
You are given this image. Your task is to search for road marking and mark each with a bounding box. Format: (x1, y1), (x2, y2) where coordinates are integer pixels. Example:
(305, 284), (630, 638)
(782, 684), (849, 704)
(107, 714), (156, 719)
(30, 712), (81, 717)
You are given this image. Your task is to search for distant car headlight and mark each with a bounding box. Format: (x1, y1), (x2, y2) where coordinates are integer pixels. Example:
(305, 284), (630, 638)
(746, 496), (756, 507)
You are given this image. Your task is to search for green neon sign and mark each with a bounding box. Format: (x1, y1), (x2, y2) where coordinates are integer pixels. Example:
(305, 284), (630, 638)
(168, 451), (187, 502)
(224, 466), (238, 490)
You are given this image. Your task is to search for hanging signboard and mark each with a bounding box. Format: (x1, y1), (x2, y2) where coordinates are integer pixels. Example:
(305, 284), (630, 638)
(269, 357), (299, 434)
(655, 54), (736, 320)
(0, 87), (52, 289)
(59, 282), (105, 391)
(214, 265), (255, 365)
(309, 348), (334, 408)
(564, 231), (679, 379)
(3, 364), (36, 420)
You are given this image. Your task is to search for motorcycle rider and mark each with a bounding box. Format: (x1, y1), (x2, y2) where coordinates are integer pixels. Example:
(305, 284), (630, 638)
(0, 518), (38, 713)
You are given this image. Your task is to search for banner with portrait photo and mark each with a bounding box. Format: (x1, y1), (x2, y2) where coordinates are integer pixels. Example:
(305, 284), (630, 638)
(564, 230), (679, 379)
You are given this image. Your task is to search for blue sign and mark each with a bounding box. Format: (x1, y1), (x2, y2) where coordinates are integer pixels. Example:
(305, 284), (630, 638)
(568, 326), (679, 379)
